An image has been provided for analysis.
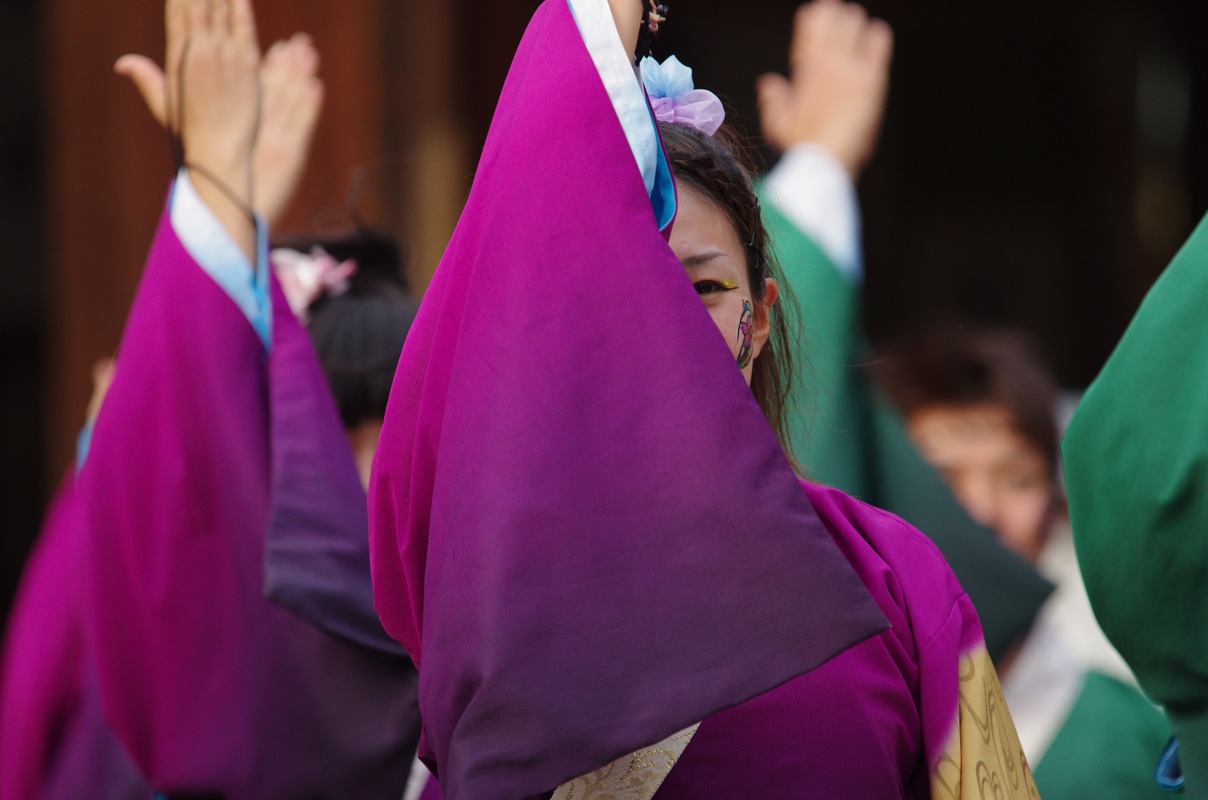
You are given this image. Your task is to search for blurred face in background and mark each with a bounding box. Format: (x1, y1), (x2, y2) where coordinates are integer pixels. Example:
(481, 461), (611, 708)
(907, 403), (1055, 564)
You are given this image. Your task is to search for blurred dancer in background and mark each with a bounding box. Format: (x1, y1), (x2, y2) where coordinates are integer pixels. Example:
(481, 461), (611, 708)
(1, 0), (423, 795)
(757, 0), (1056, 666)
(1065, 205), (1208, 798)
(876, 326), (1172, 798)
(0, 359), (146, 800)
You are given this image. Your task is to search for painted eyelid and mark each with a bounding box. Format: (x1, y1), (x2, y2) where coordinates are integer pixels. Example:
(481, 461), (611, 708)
(692, 279), (740, 295)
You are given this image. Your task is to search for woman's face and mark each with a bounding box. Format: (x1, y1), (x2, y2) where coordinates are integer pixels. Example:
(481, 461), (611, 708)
(906, 404), (1055, 564)
(668, 183), (778, 385)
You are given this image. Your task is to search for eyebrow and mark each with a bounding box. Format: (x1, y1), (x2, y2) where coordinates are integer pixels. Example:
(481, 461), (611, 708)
(681, 250), (727, 269)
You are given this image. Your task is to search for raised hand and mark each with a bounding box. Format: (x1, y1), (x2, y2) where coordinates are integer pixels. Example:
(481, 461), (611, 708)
(116, 31), (323, 228)
(253, 34), (324, 227)
(171, 0), (261, 186)
(129, 0), (261, 258)
(757, 0), (893, 179)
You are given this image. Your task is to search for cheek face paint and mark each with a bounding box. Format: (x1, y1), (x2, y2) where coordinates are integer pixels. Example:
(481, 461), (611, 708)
(736, 297), (754, 369)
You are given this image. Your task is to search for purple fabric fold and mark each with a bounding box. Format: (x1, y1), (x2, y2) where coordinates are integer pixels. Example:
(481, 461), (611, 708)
(0, 479), (147, 800)
(653, 480), (983, 798)
(264, 274), (405, 657)
(367, 3), (888, 799)
(79, 205), (418, 798)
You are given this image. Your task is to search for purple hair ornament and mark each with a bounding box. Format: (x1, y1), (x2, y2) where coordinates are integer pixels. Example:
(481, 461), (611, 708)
(640, 55), (726, 136)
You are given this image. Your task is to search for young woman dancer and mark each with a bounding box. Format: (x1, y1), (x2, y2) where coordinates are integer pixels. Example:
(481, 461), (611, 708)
(369, 0), (1034, 797)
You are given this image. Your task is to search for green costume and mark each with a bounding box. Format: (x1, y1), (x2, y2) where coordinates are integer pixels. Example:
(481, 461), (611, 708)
(762, 196), (1052, 660)
(1032, 672), (1172, 798)
(765, 184), (1173, 795)
(1064, 211), (1208, 797)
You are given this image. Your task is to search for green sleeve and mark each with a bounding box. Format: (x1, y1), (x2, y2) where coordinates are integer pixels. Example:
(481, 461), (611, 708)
(760, 192), (1053, 661)
(1064, 211), (1208, 794)
(759, 196), (869, 496)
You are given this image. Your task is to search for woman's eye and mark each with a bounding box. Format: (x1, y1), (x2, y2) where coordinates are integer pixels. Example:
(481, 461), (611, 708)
(693, 280), (738, 296)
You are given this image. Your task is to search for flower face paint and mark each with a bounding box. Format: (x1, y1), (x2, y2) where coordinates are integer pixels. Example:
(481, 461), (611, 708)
(668, 184), (760, 384)
(736, 297), (754, 370)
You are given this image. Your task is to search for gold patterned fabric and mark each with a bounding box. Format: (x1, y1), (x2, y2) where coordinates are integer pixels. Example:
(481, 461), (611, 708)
(932, 647), (1042, 799)
(551, 725), (700, 800)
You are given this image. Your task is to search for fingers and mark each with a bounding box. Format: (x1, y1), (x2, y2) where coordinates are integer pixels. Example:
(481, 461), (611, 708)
(261, 34), (323, 126)
(756, 73), (793, 150)
(791, 1), (836, 69)
(764, 1), (893, 174)
(165, 0), (186, 63)
(253, 32), (325, 225)
(792, 1), (882, 74)
(264, 37), (288, 63)
(115, 54), (169, 126)
(290, 32), (320, 76)
(173, 0), (257, 42)
(186, 0), (209, 35)
(260, 40), (294, 122)
(211, 0), (230, 36)
(173, 0), (261, 180)
(815, 2), (865, 54)
(862, 18), (894, 69)
(262, 35), (315, 86)
(164, 0), (186, 126)
(231, 0), (259, 49)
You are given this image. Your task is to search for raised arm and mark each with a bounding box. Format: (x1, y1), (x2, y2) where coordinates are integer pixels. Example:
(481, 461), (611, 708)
(252, 35), (324, 225)
(116, 23), (322, 228)
(758, 1), (892, 279)
(163, 0), (261, 260)
(607, 0), (643, 60)
(79, 1), (418, 794)
(757, 0), (892, 179)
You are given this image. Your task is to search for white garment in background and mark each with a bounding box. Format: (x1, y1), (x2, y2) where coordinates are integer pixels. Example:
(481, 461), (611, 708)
(763, 143), (863, 281)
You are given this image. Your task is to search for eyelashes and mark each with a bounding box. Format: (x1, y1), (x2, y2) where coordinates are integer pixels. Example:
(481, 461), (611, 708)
(693, 279), (739, 296)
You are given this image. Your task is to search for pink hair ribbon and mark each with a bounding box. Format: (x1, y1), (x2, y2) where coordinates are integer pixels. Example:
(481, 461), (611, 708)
(270, 247), (358, 322)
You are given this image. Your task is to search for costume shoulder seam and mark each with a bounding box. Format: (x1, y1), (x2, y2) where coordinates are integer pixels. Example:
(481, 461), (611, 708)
(915, 589), (972, 655)
(803, 480), (952, 565)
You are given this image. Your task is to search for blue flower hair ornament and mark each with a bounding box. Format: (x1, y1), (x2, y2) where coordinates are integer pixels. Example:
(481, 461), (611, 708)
(640, 55), (725, 136)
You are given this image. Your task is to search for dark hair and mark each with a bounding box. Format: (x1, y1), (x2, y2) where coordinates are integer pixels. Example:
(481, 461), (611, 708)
(873, 326), (1060, 478)
(658, 122), (802, 470)
(274, 229), (419, 430)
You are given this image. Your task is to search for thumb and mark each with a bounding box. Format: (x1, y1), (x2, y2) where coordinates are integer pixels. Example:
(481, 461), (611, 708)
(862, 19), (894, 71)
(114, 54), (169, 127)
(756, 73), (794, 151)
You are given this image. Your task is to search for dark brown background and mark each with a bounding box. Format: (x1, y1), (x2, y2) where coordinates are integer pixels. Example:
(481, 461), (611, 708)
(3, 0), (1205, 617)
